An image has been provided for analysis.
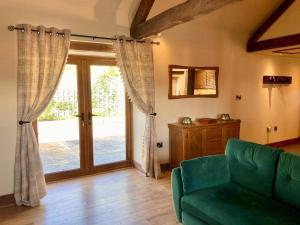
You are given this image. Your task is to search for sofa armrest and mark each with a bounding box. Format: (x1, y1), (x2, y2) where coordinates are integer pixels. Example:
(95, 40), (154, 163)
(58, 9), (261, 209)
(171, 167), (183, 223)
(181, 155), (230, 194)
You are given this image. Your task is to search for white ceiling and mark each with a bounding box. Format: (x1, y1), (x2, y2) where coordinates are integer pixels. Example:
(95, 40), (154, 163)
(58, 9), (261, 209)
(260, 0), (300, 40)
(3, 0), (297, 40)
(148, 0), (300, 58)
(148, 0), (282, 37)
(3, 0), (299, 56)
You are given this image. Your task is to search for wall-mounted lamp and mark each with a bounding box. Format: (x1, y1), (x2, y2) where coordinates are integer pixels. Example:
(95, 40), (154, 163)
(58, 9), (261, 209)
(263, 76), (292, 85)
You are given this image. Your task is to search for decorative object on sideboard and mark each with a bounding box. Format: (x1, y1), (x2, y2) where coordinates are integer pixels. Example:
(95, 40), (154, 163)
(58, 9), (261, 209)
(180, 117), (193, 125)
(218, 113), (231, 121)
(263, 76), (292, 84)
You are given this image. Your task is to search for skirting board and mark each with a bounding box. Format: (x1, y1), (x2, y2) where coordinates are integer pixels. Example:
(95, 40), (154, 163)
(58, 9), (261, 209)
(266, 137), (300, 148)
(160, 163), (171, 172)
(133, 160), (146, 175)
(0, 194), (15, 208)
(133, 160), (171, 173)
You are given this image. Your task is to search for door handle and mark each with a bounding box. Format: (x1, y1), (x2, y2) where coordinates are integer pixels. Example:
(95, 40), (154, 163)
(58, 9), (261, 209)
(88, 112), (96, 125)
(74, 113), (85, 124)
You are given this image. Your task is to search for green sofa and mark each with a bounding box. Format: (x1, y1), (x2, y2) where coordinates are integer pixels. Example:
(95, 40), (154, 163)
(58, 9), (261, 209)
(171, 138), (300, 225)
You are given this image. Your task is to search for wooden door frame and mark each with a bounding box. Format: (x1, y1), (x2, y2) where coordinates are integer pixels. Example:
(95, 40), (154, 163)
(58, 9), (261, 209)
(39, 55), (132, 182)
(84, 56), (133, 174)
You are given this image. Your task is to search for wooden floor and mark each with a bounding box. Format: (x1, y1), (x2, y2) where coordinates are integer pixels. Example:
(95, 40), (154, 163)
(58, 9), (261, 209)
(0, 169), (178, 225)
(2, 144), (299, 225)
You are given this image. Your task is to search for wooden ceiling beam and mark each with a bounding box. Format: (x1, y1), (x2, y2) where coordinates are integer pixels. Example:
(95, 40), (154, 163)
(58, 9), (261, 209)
(130, 0), (155, 36)
(130, 0), (243, 39)
(247, 33), (300, 52)
(248, 0), (295, 43)
(247, 0), (296, 52)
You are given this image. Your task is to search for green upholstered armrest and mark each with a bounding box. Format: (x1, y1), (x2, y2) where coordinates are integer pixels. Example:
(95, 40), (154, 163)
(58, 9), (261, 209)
(171, 167), (184, 223)
(181, 155), (230, 194)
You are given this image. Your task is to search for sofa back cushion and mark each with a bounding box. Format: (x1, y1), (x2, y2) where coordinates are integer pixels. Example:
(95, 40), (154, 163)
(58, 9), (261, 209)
(226, 139), (283, 197)
(275, 152), (300, 209)
(180, 155), (230, 194)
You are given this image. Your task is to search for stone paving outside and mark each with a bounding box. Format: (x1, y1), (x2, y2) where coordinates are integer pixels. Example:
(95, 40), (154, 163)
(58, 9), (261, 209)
(38, 116), (126, 174)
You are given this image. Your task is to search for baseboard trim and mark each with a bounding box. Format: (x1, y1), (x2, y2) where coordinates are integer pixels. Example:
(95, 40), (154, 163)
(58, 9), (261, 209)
(133, 161), (171, 173)
(266, 137), (300, 148)
(133, 160), (146, 175)
(0, 193), (15, 208)
(161, 163), (171, 172)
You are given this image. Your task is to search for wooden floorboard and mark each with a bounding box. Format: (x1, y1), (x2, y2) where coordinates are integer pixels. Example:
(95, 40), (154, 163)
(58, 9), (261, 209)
(0, 169), (178, 225)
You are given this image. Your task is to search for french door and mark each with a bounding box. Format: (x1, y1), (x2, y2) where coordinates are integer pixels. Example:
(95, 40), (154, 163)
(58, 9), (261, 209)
(37, 56), (132, 181)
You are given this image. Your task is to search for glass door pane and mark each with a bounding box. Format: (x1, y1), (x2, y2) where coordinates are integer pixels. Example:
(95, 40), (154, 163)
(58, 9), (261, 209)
(90, 65), (126, 166)
(38, 64), (81, 174)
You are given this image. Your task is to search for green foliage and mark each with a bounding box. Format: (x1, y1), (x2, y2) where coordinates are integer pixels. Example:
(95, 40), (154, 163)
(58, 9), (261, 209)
(39, 99), (76, 121)
(39, 101), (60, 121)
(39, 67), (123, 121)
(91, 67), (122, 117)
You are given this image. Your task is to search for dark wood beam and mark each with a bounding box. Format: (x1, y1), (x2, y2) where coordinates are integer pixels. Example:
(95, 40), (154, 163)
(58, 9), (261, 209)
(248, 0), (295, 43)
(247, 0), (297, 52)
(130, 0), (155, 36)
(247, 33), (300, 52)
(131, 0), (242, 39)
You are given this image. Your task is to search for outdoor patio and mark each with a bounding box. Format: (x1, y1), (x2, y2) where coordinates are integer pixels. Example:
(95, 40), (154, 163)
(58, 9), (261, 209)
(39, 116), (126, 174)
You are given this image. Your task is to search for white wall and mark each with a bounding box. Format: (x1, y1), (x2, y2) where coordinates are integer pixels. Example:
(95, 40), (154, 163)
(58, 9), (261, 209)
(0, 26), (17, 197)
(133, 19), (300, 164)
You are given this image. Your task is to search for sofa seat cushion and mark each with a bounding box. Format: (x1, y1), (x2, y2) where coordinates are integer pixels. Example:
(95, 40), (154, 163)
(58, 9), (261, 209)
(181, 183), (300, 225)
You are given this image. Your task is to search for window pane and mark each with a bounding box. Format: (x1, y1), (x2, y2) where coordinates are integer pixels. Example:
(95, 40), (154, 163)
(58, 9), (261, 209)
(38, 64), (80, 174)
(90, 65), (126, 166)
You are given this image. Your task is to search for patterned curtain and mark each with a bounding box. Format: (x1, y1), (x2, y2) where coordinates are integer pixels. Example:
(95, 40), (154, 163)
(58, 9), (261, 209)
(15, 24), (70, 206)
(114, 37), (161, 179)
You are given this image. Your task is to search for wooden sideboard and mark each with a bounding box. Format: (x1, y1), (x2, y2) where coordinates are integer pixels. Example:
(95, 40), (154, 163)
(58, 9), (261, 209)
(168, 119), (240, 168)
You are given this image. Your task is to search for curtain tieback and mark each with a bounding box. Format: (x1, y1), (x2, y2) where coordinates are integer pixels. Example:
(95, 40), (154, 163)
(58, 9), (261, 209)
(149, 112), (157, 116)
(19, 121), (31, 125)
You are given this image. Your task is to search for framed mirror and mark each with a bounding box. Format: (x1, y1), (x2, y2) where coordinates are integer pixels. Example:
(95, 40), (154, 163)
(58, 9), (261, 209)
(168, 65), (219, 99)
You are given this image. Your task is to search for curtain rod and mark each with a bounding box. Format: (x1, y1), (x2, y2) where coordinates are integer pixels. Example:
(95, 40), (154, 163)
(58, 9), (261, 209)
(7, 25), (160, 45)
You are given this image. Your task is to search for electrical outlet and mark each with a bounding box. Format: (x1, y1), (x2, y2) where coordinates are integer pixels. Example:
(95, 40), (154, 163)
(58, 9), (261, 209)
(157, 142), (163, 148)
(235, 95), (242, 100)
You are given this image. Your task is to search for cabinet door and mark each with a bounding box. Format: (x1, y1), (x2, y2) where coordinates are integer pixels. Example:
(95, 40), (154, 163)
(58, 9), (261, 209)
(186, 128), (203, 160)
(202, 127), (223, 156)
(222, 123), (240, 148)
(169, 128), (184, 168)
